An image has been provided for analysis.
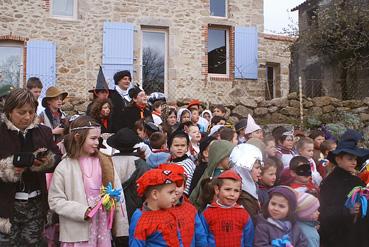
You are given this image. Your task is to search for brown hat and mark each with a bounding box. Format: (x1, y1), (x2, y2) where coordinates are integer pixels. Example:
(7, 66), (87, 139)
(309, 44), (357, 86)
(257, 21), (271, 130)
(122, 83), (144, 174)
(42, 86), (68, 107)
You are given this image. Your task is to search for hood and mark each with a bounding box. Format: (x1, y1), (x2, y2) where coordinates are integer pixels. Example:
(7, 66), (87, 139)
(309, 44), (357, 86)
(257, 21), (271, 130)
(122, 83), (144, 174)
(234, 166), (258, 199)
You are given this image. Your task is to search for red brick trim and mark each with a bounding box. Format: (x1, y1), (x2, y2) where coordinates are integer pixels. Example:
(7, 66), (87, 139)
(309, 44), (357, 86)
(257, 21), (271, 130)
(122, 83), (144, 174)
(43, 0), (50, 10)
(0, 34), (28, 86)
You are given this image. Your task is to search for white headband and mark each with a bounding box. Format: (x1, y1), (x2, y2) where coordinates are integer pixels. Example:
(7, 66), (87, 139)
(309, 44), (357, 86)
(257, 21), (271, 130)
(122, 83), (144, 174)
(70, 121), (100, 132)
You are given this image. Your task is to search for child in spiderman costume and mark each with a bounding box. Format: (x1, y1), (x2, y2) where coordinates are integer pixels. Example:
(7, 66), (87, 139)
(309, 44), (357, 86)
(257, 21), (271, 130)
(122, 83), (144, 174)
(200, 170), (254, 247)
(129, 168), (184, 246)
(158, 164), (208, 247)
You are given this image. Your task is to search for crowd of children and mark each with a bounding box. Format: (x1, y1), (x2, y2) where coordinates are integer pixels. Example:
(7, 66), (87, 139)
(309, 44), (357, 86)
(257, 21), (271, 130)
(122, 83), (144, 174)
(2, 71), (369, 247)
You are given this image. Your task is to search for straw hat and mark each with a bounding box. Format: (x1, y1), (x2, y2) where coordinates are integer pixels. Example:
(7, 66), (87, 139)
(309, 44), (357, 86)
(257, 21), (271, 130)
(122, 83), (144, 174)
(42, 86), (68, 107)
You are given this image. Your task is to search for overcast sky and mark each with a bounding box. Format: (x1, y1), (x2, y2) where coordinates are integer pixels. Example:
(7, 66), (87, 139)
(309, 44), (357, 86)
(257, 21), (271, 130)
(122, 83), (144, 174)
(264, 0), (306, 34)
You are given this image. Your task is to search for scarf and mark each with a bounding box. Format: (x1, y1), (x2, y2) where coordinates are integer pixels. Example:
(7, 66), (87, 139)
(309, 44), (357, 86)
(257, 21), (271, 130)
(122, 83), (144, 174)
(135, 103), (146, 119)
(115, 85), (131, 102)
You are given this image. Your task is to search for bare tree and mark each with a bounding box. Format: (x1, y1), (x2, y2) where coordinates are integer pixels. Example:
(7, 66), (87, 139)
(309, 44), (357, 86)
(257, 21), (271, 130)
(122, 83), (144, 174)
(142, 47), (164, 94)
(0, 55), (21, 86)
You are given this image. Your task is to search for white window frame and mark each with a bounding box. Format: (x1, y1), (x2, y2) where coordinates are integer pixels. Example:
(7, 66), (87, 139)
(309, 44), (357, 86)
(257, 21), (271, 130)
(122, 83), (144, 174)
(140, 28), (168, 94)
(210, 0), (228, 18)
(0, 41), (24, 87)
(50, 0), (78, 20)
(208, 27), (229, 78)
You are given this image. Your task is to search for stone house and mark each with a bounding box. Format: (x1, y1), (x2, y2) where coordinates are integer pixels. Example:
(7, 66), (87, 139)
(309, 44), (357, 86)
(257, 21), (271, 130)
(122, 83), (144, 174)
(290, 0), (369, 99)
(0, 0), (292, 106)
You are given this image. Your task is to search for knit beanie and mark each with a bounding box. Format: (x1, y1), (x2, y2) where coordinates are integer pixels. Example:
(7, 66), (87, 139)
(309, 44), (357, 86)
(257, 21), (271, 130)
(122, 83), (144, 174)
(269, 186), (298, 213)
(296, 192), (320, 221)
(208, 140), (235, 169)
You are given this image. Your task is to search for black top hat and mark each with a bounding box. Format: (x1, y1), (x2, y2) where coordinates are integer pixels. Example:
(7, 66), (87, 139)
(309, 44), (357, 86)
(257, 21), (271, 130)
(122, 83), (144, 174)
(327, 129), (369, 165)
(144, 121), (160, 133)
(107, 128), (141, 151)
(235, 118), (247, 132)
(89, 66), (110, 93)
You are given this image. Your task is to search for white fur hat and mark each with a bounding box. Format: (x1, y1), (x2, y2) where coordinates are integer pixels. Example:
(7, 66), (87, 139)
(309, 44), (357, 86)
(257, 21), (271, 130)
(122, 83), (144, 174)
(244, 114), (261, 135)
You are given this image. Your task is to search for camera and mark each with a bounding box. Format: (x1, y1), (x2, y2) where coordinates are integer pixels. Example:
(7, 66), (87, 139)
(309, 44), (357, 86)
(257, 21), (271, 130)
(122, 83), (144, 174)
(13, 152), (35, 168)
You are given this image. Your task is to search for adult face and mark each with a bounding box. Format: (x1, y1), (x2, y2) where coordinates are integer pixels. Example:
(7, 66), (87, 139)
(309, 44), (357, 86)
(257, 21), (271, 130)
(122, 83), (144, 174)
(9, 103), (36, 131)
(117, 76), (131, 90)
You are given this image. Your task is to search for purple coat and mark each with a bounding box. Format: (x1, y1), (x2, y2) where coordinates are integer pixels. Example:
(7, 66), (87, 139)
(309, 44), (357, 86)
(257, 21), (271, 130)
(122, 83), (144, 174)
(254, 214), (308, 247)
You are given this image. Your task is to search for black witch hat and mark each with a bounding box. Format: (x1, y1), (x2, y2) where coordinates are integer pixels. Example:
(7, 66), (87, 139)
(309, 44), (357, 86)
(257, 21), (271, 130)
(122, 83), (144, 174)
(88, 66), (110, 93)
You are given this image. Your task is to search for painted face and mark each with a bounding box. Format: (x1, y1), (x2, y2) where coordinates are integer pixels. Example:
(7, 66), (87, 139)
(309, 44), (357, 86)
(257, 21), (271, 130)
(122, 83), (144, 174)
(250, 129), (264, 140)
(203, 112), (211, 123)
(134, 91), (147, 105)
(188, 126), (201, 143)
(157, 183), (177, 209)
(268, 194), (289, 220)
(181, 112), (191, 123)
(335, 153), (358, 173)
(95, 90), (109, 100)
(29, 87), (42, 99)
(191, 110), (200, 123)
(215, 179), (242, 207)
(265, 140), (277, 157)
(313, 135), (325, 149)
(81, 128), (101, 156)
(282, 136), (294, 150)
(47, 95), (63, 111)
(9, 103), (36, 131)
(170, 137), (188, 158)
(118, 76), (131, 90)
(299, 143), (314, 159)
(100, 103), (111, 117)
(261, 166), (277, 187)
(251, 161), (262, 182)
(167, 112), (177, 126)
(213, 108), (224, 117)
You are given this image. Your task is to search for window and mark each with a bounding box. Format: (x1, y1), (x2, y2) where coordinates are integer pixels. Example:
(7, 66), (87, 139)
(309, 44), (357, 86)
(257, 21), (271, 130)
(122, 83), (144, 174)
(141, 30), (167, 94)
(265, 63), (281, 99)
(0, 42), (23, 87)
(208, 28), (228, 75)
(210, 0), (227, 17)
(51, 0), (77, 19)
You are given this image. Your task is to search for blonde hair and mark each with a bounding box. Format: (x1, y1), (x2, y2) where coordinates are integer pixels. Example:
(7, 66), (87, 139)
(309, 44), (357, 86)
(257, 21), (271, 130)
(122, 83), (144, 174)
(64, 116), (100, 159)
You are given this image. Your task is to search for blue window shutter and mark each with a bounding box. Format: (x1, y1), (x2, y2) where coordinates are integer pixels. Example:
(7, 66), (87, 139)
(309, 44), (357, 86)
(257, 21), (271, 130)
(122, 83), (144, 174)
(26, 40), (56, 97)
(102, 22), (134, 88)
(235, 26), (258, 79)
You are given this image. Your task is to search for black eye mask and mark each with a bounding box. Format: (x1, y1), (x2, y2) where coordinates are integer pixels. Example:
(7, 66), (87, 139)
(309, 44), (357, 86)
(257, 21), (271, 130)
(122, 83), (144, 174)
(294, 164), (312, 177)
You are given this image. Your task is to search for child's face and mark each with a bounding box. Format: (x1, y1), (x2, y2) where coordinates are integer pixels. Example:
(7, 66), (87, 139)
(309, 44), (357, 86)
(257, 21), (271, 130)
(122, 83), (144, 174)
(314, 135), (325, 149)
(260, 166), (277, 187)
(96, 90), (109, 100)
(213, 107), (225, 117)
(29, 87), (42, 99)
(134, 91), (147, 105)
(157, 183), (177, 209)
(155, 105), (162, 114)
(137, 128), (147, 140)
(188, 126), (201, 143)
(100, 103), (111, 117)
(170, 137), (188, 158)
(167, 112), (177, 126)
(81, 128), (101, 156)
(191, 110), (200, 123)
(268, 194), (289, 220)
(232, 133), (238, 145)
(251, 162), (262, 182)
(250, 129), (264, 140)
(215, 179), (241, 207)
(299, 143), (314, 159)
(311, 209), (320, 221)
(335, 154), (358, 173)
(175, 184), (185, 203)
(265, 140), (277, 157)
(218, 157), (230, 169)
(181, 112), (191, 123)
(47, 95), (63, 110)
(281, 136), (294, 150)
(203, 113), (211, 122)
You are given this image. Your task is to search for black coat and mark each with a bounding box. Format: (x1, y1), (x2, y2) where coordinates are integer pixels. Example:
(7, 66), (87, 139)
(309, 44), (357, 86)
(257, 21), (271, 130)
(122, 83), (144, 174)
(0, 118), (62, 222)
(109, 90), (130, 133)
(119, 104), (153, 130)
(319, 166), (369, 247)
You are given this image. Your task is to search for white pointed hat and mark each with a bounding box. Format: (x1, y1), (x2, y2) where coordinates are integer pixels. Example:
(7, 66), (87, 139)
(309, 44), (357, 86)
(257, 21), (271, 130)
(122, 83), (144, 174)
(244, 114), (261, 134)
